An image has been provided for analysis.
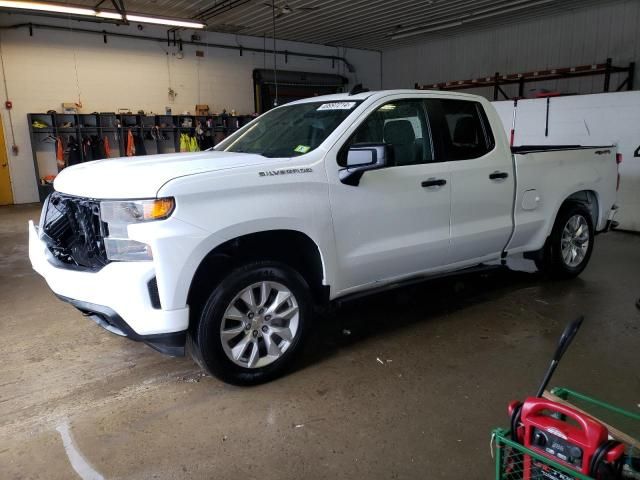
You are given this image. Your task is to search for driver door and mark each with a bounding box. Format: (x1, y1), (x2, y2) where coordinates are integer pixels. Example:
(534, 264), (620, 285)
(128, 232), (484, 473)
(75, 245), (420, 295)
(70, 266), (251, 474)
(327, 98), (452, 294)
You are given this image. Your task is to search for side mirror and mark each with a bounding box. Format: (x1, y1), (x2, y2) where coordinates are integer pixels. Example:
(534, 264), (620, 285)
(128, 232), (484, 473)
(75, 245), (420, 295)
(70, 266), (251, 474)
(339, 144), (390, 186)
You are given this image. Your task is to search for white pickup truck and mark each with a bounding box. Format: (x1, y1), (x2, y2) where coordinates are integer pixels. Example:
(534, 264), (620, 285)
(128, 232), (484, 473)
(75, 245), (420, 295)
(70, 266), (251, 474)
(29, 89), (619, 384)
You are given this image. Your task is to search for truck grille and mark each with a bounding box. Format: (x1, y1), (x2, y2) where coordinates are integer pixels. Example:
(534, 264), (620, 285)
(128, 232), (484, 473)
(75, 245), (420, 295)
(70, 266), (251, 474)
(40, 192), (109, 270)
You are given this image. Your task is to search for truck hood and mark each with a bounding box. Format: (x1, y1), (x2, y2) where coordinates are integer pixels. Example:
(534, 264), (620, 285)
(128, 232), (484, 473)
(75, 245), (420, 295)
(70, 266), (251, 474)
(53, 150), (272, 199)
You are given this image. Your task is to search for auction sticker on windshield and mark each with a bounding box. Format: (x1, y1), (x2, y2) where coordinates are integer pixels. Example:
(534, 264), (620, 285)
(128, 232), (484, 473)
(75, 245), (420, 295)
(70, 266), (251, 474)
(317, 102), (356, 111)
(294, 145), (311, 153)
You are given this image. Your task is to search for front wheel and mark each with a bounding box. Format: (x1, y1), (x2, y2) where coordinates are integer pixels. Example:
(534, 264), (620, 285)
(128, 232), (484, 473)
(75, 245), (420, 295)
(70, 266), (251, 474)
(192, 261), (312, 385)
(536, 203), (594, 278)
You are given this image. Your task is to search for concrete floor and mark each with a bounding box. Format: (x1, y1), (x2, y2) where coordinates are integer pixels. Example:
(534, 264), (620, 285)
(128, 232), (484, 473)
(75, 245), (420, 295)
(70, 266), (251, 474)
(1, 204), (638, 480)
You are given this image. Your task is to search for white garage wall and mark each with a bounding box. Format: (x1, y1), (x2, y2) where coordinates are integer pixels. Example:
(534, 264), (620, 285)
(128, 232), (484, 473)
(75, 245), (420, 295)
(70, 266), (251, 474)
(382, 0), (640, 98)
(0, 14), (381, 204)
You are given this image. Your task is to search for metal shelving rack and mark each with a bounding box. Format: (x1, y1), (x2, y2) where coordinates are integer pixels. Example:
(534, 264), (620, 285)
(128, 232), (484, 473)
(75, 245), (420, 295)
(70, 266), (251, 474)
(415, 58), (636, 100)
(28, 112), (254, 202)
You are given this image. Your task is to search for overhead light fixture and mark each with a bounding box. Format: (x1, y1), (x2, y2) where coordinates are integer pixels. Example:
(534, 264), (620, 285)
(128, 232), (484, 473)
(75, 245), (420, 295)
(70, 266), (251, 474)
(0, 0), (94, 16)
(390, 0), (555, 40)
(391, 21), (462, 40)
(95, 10), (123, 20)
(125, 14), (205, 29)
(465, 0), (555, 23)
(0, 0), (206, 29)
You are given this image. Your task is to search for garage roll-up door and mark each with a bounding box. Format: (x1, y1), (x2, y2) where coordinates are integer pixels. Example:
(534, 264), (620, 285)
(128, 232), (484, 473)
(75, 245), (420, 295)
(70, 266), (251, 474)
(253, 69), (347, 114)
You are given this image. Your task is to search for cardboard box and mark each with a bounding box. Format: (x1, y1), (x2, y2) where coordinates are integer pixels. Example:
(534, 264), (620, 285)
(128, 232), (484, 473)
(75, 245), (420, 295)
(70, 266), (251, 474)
(62, 102), (80, 114)
(195, 104), (210, 115)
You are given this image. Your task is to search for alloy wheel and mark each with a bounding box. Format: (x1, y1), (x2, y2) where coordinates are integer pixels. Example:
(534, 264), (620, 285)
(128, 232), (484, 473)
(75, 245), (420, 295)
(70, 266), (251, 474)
(560, 214), (590, 267)
(219, 281), (300, 368)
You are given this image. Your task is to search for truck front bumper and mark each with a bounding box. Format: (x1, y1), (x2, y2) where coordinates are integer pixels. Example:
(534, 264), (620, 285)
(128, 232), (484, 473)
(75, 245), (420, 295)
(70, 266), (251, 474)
(28, 220), (189, 356)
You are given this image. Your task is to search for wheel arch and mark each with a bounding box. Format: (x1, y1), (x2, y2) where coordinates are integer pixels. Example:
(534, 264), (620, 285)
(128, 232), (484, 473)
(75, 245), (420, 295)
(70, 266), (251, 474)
(564, 190), (599, 227)
(524, 189), (599, 262)
(547, 189), (600, 239)
(186, 229), (329, 330)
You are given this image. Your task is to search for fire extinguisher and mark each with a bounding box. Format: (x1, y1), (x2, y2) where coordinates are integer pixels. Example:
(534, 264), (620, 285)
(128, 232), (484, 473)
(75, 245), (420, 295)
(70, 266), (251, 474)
(508, 317), (626, 479)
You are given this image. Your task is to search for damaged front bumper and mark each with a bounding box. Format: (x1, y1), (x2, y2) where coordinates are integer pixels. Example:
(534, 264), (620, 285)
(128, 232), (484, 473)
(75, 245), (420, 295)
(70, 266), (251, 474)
(57, 295), (186, 356)
(28, 220), (189, 356)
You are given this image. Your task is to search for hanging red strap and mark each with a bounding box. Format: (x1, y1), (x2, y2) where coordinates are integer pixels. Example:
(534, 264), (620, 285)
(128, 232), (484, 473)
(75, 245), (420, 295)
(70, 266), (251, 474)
(55, 136), (65, 170)
(126, 129), (135, 156)
(103, 136), (111, 158)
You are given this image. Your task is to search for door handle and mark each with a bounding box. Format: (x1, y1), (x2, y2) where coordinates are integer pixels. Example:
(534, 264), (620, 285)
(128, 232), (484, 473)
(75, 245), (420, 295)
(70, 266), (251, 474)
(489, 171), (509, 180)
(421, 178), (447, 188)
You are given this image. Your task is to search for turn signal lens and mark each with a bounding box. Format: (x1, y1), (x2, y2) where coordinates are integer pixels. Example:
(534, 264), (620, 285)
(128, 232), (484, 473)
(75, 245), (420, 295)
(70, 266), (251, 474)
(144, 198), (175, 221)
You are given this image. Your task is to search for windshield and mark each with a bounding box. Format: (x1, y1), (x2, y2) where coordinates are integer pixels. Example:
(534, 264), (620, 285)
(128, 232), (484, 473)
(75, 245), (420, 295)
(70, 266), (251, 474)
(215, 100), (362, 158)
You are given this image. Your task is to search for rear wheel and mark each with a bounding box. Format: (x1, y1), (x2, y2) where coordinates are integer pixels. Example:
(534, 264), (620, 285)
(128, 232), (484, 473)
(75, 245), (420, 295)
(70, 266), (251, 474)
(191, 261), (312, 385)
(536, 203), (594, 278)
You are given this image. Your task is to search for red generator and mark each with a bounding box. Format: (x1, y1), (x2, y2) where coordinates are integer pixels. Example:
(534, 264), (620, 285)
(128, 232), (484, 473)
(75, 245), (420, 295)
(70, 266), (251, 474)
(510, 397), (625, 479)
(508, 317), (626, 480)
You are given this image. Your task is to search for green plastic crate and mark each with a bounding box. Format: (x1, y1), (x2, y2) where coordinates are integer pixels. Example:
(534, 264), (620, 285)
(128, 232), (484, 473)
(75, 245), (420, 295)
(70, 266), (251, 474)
(493, 428), (595, 480)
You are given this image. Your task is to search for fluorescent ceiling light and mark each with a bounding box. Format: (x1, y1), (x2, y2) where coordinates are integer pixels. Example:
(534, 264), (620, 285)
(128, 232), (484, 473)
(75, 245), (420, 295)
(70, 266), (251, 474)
(95, 11), (123, 20)
(0, 1), (206, 29)
(0, 0), (93, 16)
(468, 0), (555, 22)
(391, 21), (462, 40)
(390, 0), (555, 40)
(125, 14), (205, 29)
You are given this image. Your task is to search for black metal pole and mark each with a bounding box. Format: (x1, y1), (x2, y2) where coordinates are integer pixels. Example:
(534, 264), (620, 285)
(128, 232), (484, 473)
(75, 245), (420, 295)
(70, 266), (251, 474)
(518, 78), (524, 98)
(545, 97), (550, 137)
(604, 57), (612, 92)
(3, 22), (354, 71)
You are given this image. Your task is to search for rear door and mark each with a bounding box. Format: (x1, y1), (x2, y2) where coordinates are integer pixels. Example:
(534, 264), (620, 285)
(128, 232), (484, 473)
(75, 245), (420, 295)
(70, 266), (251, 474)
(426, 98), (514, 264)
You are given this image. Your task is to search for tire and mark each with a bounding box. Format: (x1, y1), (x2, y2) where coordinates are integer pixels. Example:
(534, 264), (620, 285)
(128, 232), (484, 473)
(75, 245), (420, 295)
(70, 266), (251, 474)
(191, 261), (312, 385)
(536, 203), (594, 279)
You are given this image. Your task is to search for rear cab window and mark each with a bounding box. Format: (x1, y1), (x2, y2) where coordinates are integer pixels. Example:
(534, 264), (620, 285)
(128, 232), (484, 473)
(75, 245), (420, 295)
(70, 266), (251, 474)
(426, 98), (495, 161)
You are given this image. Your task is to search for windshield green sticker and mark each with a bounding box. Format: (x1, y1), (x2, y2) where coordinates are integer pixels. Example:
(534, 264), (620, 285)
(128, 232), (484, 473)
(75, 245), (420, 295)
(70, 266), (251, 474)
(294, 145), (311, 153)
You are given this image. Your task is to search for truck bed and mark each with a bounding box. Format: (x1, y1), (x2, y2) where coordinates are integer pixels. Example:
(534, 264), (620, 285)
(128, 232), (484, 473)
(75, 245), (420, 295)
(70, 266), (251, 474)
(506, 145), (618, 255)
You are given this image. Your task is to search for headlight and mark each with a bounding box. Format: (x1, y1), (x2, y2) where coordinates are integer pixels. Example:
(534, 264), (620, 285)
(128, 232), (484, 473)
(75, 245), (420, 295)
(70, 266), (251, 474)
(100, 198), (174, 224)
(100, 198), (175, 262)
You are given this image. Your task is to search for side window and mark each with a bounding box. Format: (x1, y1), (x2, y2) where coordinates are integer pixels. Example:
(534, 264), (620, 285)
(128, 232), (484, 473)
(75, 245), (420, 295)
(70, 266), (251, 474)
(437, 99), (495, 161)
(340, 99), (434, 167)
